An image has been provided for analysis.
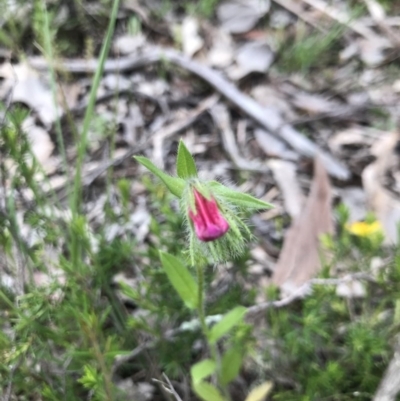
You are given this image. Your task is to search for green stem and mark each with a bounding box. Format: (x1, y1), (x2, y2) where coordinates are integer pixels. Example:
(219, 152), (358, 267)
(196, 263), (208, 336)
(195, 263), (232, 401)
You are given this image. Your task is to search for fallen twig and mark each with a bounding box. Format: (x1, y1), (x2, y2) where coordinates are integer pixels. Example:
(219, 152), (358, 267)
(29, 47), (350, 180)
(300, 0), (384, 41)
(210, 102), (269, 172)
(152, 374), (184, 401)
(152, 94), (219, 168)
(363, 0), (400, 48)
(246, 272), (372, 317)
(271, 0), (327, 32)
(373, 336), (400, 401)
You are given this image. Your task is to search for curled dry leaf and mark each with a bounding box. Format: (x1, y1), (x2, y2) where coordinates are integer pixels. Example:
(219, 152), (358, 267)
(114, 33), (145, 55)
(329, 126), (378, 154)
(373, 335), (400, 401)
(272, 157), (333, 296)
(291, 92), (340, 115)
(251, 85), (296, 121)
(22, 116), (55, 170)
(336, 280), (366, 298)
(227, 41), (274, 80)
(208, 28), (235, 68)
(1, 63), (59, 127)
(358, 37), (392, 66)
(268, 159), (305, 219)
(217, 0), (270, 34)
(181, 16), (204, 57)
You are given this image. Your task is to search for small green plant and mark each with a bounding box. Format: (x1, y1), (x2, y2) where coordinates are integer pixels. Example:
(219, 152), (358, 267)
(135, 140), (273, 401)
(278, 23), (344, 73)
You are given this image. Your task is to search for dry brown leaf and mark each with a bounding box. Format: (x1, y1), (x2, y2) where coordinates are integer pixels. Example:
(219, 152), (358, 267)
(268, 159), (305, 219)
(362, 132), (400, 244)
(217, 0), (270, 34)
(373, 336), (400, 401)
(272, 157), (333, 295)
(291, 93), (339, 115)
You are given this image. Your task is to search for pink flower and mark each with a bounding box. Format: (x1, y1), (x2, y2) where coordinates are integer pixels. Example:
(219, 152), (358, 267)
(188, 189), (229, 242)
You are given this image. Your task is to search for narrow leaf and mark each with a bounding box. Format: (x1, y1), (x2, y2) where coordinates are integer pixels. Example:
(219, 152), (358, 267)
(193, 382), (227, 401)
(159, 252), (198, 309)
(209, 306), (246, 344)
(245, 382), (273, 401)
(176, 140), (198, 179)
(221, 348), (243, 385)
(209, 181), (272, 210)
(134, 156), (185, 198)
(191, 359), (217, 384)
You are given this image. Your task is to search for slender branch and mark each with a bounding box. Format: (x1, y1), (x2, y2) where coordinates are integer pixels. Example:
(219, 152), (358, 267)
(373, 335), (400, 401)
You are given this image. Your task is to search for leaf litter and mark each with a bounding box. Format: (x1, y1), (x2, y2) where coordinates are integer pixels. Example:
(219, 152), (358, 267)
(1, 0), (400, 399)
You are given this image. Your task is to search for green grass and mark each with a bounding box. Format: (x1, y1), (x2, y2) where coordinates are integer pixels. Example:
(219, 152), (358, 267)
(277, 23), (345, 73)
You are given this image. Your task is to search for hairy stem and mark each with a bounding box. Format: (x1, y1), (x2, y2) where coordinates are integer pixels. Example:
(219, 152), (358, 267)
(195, 264), (231, 401)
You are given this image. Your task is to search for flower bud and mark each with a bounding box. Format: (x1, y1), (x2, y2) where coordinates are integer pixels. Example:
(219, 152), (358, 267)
(188, 188), (229, 242)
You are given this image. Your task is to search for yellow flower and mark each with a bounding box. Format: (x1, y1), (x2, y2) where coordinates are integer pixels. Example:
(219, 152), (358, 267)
(346, 220), (383, 237)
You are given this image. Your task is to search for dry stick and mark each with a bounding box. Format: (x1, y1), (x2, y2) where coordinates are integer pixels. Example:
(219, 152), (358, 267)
(152, 94), (219, 169)
(373, 336), (400, 401)
(271, 0), (328, 32)
(152, 374), (184, 401)
(29, 48), (350, 180)
(210, 103), (269, 173)
(246, 272), (373, 316)
(362, 0), (400, 48)
(300, 0), (382, 41)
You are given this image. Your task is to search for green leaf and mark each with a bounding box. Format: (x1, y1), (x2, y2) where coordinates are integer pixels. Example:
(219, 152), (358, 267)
(244, 382), (273, 401)
(192, 382), (227, 401)
(191, 359), (217, 384)
(176, 140), (198, 179)
(221, 348), (243, 385)
(159, 251), (198, 309)
(209, 306), (247, 344)
(134, 156), (185, 197)
(209, 181), (272, 210)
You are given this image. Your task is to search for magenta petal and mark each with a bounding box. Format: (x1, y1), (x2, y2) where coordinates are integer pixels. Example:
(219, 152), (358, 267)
(189, 189), (230, 242)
